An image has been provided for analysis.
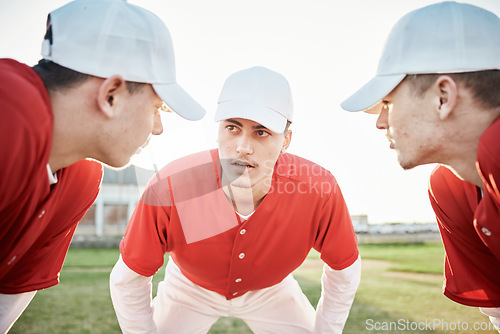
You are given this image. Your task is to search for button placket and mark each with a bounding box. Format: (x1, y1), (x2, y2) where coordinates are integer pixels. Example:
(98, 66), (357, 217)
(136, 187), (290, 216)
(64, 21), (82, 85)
(227, 227), (249, 298)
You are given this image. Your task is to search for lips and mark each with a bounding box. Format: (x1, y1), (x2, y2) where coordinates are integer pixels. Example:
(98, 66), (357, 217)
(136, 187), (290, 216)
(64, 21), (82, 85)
(232, 159), (255, 168)
(385, 133), (395, 149)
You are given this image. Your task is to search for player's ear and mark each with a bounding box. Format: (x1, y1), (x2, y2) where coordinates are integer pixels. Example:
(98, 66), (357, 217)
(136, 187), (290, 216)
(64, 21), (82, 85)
(434, 75), (458, 121)
(96, 75), (126, 118)
(281, 130), (292, 154)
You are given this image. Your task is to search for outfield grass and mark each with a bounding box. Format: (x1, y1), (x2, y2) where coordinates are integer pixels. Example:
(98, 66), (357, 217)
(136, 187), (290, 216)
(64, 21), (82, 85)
(10, 243), (497, 333)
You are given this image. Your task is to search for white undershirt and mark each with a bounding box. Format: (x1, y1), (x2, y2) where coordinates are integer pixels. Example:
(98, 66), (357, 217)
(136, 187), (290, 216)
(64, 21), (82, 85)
(236, 210), (255, 221)
(0, 291), (37, 333)
(46, 164), (58, 185)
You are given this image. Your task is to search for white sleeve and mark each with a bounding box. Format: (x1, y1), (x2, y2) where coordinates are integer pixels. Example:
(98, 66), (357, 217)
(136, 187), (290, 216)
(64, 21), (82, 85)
(314, 256), (361, 334)
(480, 307), (500, 333)
(0, 290), (37, 333)
(109, 255), (156, 334)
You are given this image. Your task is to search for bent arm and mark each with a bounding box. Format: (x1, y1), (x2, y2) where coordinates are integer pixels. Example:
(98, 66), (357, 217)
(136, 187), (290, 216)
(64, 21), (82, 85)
(314, 256), (361, 334)
(0, 291), (37, 333)
(480, 307), (500, 333)
(110, 256), (156, 334)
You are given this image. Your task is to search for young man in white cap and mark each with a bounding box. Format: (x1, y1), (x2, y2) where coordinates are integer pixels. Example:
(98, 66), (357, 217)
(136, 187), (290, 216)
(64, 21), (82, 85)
(110, 66), (361, 333)
(341, 2), (500, 331)
(0, 0), (205, 331)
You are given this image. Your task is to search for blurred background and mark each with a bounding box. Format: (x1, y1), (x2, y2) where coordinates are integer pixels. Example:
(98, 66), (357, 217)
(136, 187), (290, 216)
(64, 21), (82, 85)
(5, 0), (499, 226)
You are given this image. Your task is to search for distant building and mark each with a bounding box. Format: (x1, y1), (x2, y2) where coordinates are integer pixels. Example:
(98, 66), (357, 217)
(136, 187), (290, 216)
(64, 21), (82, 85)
(351, 214), (369, 233)
(76, 165), (155, 238)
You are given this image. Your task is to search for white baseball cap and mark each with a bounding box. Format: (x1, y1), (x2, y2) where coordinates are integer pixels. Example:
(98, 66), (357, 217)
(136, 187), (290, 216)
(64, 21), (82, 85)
(341, 1), (500, 113)
(214, 66), (293, 133)
(41, 0), (205, 121)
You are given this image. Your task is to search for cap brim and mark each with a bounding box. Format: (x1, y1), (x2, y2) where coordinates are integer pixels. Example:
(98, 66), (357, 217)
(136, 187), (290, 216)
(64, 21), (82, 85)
(153, 83), (206, 120)
(341, 74), (406, 113)
(214, 101), (287, 133)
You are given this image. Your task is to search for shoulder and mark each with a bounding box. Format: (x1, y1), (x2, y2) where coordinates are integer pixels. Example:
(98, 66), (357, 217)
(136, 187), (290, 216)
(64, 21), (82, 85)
(145, 150), (218, 201)
(153, 150), (217, 185)
(478, 116), (500, 166)
(65, 159), (103, 189)
(429, 165), (477, 205)
(273, 153), (340, 199)
(158, 149), (217, 178)
(480, 116), (500, 146)
(0, 59), (53, 199)
(0, 59), (52, 148)
(429, 165), (462, 194)
(275, 153), (335, 183)
(477, 117), (500, 195)
(0, 59), (49, 109)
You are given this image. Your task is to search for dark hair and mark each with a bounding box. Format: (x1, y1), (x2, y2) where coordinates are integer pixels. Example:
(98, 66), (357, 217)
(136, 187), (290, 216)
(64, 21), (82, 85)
(284, 120), (292, 134)
(32, 59), (146, 94)
(404, 70), (500, 109)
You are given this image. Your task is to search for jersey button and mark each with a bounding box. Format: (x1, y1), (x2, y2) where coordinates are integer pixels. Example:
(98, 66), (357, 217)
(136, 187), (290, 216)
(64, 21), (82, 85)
(235, 278), (242, 283)
(38, 210), (46, 218)
(238, 253), (245, 259)
(232, 292), (239, 296)
(481, 227), (492, 236)
(240, 229), (246, 235)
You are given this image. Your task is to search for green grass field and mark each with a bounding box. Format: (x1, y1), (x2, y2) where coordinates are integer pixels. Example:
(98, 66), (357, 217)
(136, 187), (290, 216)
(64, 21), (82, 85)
(10, 243), (497, 334)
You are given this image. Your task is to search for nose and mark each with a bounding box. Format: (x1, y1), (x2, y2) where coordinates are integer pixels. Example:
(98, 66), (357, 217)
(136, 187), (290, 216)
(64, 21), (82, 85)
(236, 135), (253, 155)
(376, 105), (389, 130)
(152, 113), (163, 136)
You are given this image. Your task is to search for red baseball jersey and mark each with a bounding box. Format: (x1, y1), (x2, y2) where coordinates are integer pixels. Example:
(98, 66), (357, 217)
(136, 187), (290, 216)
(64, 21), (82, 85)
(475, 116), (500, 261)
(0, 59), (103, 294)
(121, 149), (359, 300)
(429, 163), (500, 307)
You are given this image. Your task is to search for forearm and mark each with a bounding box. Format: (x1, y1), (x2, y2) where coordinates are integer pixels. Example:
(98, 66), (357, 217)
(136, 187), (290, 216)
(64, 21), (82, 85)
(0, 291), (37, 333)
(480, 307), (500, 333)
(314, 256), (361, 334)
(109, 255), (156, 334)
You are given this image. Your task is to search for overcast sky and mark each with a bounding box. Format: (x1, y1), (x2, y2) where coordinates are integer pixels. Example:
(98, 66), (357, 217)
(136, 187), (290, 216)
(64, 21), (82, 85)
(2, 0), (499, 223)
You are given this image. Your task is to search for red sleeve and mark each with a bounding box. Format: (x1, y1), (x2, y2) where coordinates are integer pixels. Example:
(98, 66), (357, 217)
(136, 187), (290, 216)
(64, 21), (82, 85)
(120, 175), (171, 277)
(314, 174), (359, 270)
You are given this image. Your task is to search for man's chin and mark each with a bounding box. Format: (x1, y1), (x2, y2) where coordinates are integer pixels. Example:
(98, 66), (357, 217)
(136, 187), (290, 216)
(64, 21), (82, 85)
(229, 177), (253, 189)
(397, 157), (417, 171)
(101, 158), (133, 171)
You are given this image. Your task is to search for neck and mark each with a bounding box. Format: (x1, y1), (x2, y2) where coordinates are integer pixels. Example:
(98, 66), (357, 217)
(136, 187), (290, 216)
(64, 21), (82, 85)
(437, 103), (500, 188)
(438, 134), (482, 187)
(48, 89), (93, 172)
(443, 161), (482, 188)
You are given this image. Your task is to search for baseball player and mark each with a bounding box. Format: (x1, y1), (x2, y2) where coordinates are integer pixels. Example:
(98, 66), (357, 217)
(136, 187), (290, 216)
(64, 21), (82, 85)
(110, 66), (361, 333)
(0, 0), (205, 332)
(341, 2), (500, 331)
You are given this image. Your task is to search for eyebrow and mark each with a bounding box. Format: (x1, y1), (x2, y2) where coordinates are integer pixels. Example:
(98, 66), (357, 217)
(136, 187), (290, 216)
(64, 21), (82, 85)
(225, 119), (269, 130)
